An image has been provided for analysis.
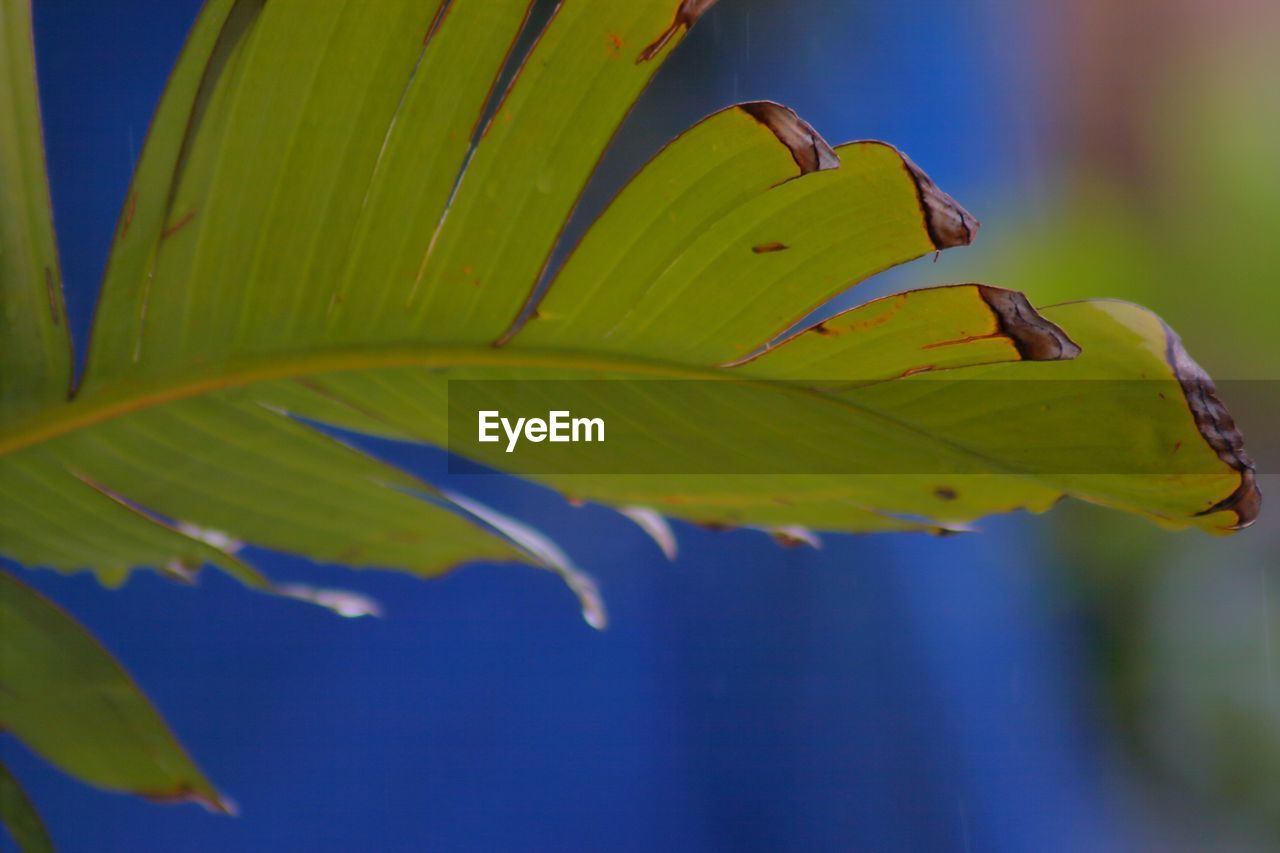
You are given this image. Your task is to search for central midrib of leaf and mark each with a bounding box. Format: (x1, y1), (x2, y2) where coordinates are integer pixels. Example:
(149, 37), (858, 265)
(0, 342), (1039, 482)
(0, 344), (741, 457)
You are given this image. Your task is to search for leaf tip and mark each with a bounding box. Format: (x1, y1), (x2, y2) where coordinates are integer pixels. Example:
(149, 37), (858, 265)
(897, 150), (980, 249)
(442, 491), (608, 629)
(637, 0), (720, 63)
(977, 286), (1082, 361)
(619, 506), (678, 561)
(1197, 468), (1261, 531)
(738, 101), (839, 174)
(1163, 326), (1261, 530)
(769, 525), (822, 549)
(275, 584), (383, 618)
(143, 784), (237, 816)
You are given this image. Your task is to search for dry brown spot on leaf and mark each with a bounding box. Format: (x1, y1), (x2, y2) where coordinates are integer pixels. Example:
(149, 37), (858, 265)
(637, 0), (719, 63)
(900, 364), (937, 377)
(1196, 471), (1261, 530)
(161, 210), (196, 240)
(977, 286), (1081, 361)
(120, 192), (138, 238)
(922, 332), (1002, 350)
(1164, 323), (1261, 529)
(817, 293), (908, 338)
(738, 101), (839, 174)
(897, 150), (980, 249)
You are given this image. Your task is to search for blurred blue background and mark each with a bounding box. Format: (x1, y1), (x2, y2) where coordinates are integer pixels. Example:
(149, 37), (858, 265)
(6, 1), (1276, 850)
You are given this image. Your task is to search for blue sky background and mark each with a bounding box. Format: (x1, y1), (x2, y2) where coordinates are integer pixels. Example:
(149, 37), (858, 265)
(4, 2), (1129, 850)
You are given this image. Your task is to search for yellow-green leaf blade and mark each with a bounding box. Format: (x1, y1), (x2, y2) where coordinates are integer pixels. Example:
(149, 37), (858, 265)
(53, 394), (529, 575)
(0, 0), (69, 425)
(0, 760), (54, 853)
(243, 295), (1252, 534)
(844, 299), (1258, 532)
(515, 138), (975, 365)
(86, 0), (519, 388)
(503, 102), (835, 346)
(733, 284), (1080, 380)
(0, 571), (226, 809)
(406, 0), (714, 343)
(0, 444), (253, 588)
(85, 0), (251, 386)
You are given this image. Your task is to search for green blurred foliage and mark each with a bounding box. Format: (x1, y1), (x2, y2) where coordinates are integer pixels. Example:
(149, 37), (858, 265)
(960, 34), (1280, 847)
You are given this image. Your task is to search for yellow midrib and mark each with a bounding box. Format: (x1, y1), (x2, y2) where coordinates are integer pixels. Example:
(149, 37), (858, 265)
(0, 343), (734, 456)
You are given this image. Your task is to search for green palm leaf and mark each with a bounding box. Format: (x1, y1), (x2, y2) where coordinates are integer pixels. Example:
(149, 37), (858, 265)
(0, 0), (1259, 826)
(0, 572), (227, 822)
(0, 758), (54, 853)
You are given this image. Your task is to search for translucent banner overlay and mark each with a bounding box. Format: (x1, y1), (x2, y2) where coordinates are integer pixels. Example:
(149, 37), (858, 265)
(446, 380), (1278, 475)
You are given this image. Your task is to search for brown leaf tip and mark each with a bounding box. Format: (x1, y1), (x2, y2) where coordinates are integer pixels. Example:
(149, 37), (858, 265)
(144, 784), (236, 815)
(638, 0), (720, 63)
(1197, 468), (1261, 531)
(738, 102), (840, 175)
(771, 526), (821, 548)
(1165, 327), (1261, 529)
(977, 286), (1081, 361)
(898, 151), (980, 249)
